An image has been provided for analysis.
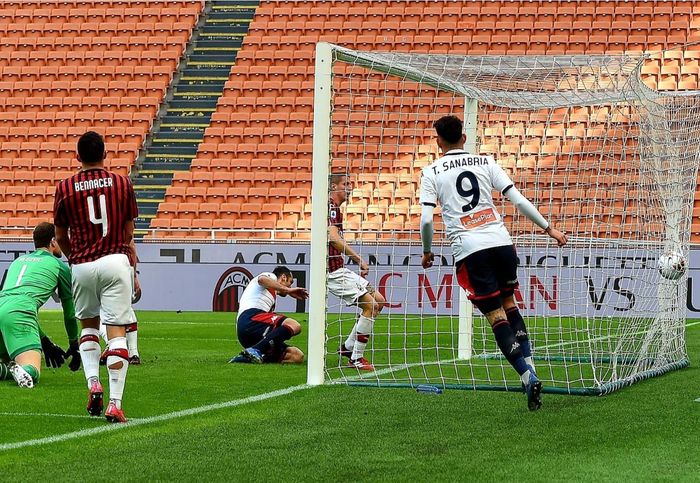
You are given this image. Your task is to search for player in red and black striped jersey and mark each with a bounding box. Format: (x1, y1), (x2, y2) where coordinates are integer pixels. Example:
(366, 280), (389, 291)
(328, 173), (386, 371)
(53, 131), (138, 423)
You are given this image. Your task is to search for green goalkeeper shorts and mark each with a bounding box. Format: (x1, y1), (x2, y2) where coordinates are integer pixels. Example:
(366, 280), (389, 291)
(0, 295), (41, 361)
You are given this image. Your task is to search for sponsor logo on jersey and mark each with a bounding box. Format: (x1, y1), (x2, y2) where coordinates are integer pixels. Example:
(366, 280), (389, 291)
(460, 208), (497, 230)
(212, 266), (254, 312)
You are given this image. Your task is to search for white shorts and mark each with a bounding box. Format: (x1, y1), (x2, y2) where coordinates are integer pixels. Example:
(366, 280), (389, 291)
(72, 253), (132, 326)
(327, 267), (371, 306)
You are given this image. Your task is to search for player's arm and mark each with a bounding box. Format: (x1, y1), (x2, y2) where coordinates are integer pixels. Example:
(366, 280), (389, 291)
(57, 261), (81, 370)
(128, 239), (141, 301)
(420, 203), (436, 269)
(57, 262), (78, 342)
(53, 184), (71, 257)
(258, 275), (309, 301)
(419, 170), (437, 269)
(502, 186), (567, 246)
(488, 161), (567, 247)
(328, 225), (369, 276)
(55, 225), (71, 258)
(123, 178), (138, 266)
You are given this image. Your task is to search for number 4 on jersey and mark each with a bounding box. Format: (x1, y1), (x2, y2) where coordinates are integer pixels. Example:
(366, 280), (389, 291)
(87, 194), (109, 237)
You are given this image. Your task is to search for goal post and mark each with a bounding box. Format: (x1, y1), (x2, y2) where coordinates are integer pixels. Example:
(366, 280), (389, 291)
(308, 42), (697, 394)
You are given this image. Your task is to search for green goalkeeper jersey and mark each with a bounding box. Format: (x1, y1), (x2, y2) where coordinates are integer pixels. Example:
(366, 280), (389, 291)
(0, 249), (78, 341)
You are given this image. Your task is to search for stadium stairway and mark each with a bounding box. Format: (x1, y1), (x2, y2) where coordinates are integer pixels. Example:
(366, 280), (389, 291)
(132, 0), (259, 236)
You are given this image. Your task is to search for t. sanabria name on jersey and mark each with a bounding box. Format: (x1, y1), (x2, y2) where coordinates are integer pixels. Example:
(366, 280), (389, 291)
(74, 177), (114, 192)
(431, 155), (489, 174)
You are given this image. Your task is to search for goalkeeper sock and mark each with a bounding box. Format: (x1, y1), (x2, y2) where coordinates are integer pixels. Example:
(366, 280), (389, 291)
(126, 323), (138, 357)
(492, 320), (530, 378)
(351, 315), (374, 360)
(344, 323), (358, 351)
(79, 328), (101, 389)
(251, 325), (293, 354)
(106, 337), (129, 409)
(22, 364), (39, 384)
(506, 307), (535, 372)
(0, 363), (10, 380)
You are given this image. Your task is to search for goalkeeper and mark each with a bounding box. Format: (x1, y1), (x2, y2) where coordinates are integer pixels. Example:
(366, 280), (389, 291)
(420, 116), (567, 411)
(0, 222), (80, 388)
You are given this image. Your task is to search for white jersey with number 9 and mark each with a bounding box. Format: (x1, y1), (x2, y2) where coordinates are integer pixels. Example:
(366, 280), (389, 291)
(419, 149), (514, 261)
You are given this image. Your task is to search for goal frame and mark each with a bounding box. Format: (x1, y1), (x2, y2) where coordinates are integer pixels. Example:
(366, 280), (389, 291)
(306, 42), (692, 393)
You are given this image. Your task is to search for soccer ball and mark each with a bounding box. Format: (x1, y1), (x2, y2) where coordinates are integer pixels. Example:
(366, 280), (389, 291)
(657, 251), (687, 280)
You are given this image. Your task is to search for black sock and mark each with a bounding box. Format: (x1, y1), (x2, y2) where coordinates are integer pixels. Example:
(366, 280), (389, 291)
(492, 320), (529, 376)
(506, 307), (532, 359)
(0, 363), (9, 380)
(251, 325), (294, 353)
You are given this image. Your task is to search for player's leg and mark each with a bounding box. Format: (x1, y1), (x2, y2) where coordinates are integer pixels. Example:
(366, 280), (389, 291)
(502, 296), (534, 372)
(330, 268), (380, 369)
(126, 313), (140, 364)
(495, 245), (536, 373)
(279, 346), (305, 364)
(99, 254), (134, 423)
(348, 288), (383, 368)
(2, 308), (44, 388)
(0, 324), (12, 381)
(72, 260), (105, 414)
(246, 315), (300, 361)
(104, 323), (129, 422)
(12, 349), (41, 388)
(0, 326), (38, 388)
(457, 251), (541, 410)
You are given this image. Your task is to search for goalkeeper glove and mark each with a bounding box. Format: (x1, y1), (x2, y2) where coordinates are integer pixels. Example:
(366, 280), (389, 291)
(65, 339), (81, 372)
(40, 336), (66, 369)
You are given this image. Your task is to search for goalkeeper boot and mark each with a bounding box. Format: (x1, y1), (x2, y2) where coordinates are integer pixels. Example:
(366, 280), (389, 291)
(129, 354), (141, 365)
(86, 378), (104, 417)
(8, 362), (34, 389)
(105, 401), (127, 423)
(338, 343), (352, 359)
(525, 372), (542, 411)
(348, 357), (375, 372)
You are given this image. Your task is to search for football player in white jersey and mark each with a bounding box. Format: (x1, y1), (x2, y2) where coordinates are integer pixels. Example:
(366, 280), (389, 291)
(420, 115), (567, 411)
(229, 266), (308, 364)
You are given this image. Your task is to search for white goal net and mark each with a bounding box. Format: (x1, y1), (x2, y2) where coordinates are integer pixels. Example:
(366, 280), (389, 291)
(307, 43), (697, 395)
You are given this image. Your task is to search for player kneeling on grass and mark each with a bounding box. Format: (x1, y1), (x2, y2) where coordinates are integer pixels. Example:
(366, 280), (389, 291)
(229, 266), (309, 364)
(0, 222), (80, 388)
(420, 115), (567, 411)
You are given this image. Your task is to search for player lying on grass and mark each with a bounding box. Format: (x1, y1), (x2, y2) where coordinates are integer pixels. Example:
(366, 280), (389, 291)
(0, 222), (79, 388)
(229, 266), (309, 364)
(328, 173), (387, 371)
(420, 115), (567, 411)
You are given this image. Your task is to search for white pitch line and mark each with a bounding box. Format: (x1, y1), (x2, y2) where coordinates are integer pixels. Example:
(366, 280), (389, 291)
(0, 384), (309, 452)
(144, 336), (231, 342)
(141, 320), (230, 326)
(0, 412), (95, 420)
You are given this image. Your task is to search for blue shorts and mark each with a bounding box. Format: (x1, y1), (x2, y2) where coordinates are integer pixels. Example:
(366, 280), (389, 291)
(236, 308), (289, 363)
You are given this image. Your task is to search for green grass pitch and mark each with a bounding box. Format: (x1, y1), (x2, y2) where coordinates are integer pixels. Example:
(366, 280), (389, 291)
(0, 311), (698, 482)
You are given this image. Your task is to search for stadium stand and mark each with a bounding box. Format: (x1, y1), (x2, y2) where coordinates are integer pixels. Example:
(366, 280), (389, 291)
(0, 0), (203, 235)
(146, 0), (700, 240)
(0, 1), (699, 241)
